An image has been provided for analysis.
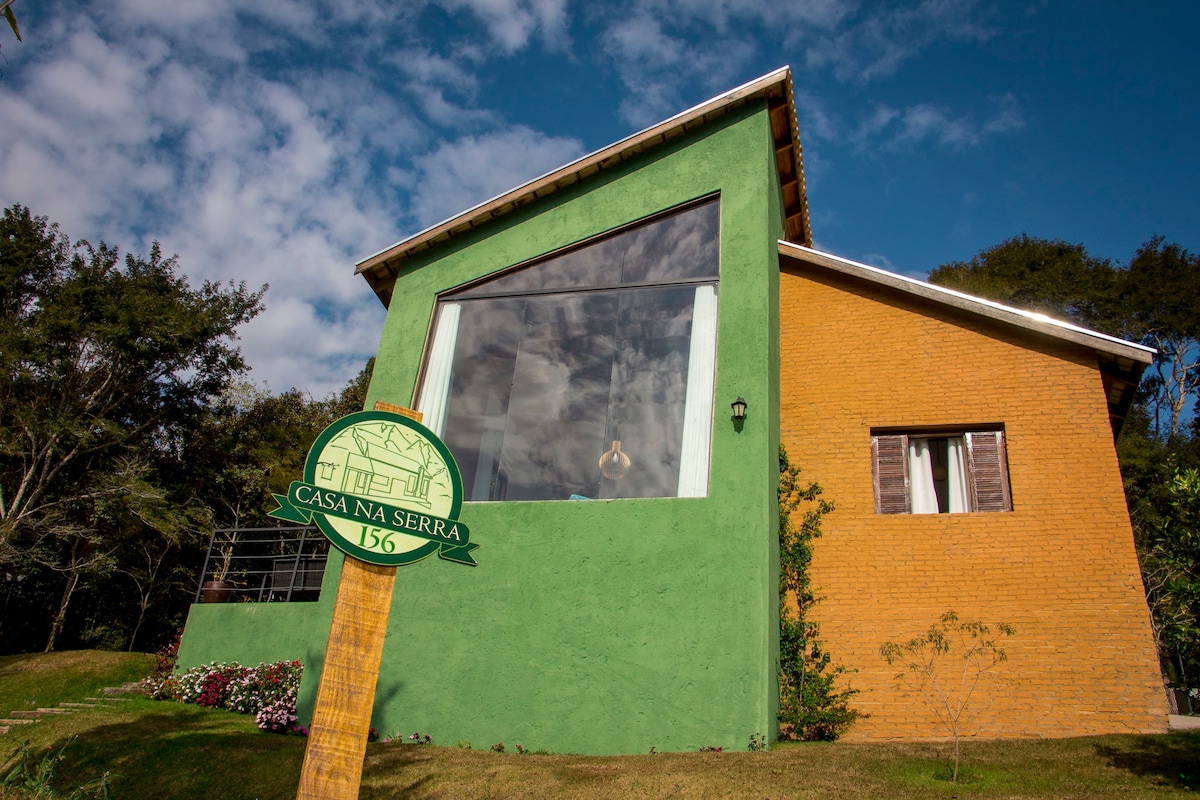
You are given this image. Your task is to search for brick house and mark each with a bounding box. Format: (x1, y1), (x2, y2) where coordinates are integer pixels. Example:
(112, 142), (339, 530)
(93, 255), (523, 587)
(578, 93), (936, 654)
(778, 243), (1165, 739)
(176, 67), (1167, 751)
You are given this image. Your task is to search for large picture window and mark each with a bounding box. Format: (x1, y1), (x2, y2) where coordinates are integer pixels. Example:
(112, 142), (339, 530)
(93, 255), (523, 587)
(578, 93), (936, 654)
(416, 198), (720, 502)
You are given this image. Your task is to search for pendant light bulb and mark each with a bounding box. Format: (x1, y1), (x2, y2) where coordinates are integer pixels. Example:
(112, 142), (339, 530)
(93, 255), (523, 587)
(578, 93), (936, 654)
(599, 440), (631, 480)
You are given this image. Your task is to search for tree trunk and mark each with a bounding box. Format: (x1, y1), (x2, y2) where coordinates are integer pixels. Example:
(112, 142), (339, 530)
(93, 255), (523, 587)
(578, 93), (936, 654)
(44, 570), (80, 653)
(127, 597), (148, 652)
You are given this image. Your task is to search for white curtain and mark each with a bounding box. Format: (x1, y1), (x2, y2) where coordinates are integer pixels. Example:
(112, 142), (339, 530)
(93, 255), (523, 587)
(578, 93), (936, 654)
(415, 302), (461, 437)
(907, 438), (939, 514)
(471, 389), (506, 502)
(676, 285), (718, 497)
(945, 437), (969, 513)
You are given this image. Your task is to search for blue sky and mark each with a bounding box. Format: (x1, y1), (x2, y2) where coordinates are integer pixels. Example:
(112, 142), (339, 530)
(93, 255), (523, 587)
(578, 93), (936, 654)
(1, 0), (1196, 397)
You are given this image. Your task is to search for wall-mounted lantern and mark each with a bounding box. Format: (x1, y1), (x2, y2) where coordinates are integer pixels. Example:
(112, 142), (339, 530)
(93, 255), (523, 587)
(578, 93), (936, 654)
(731, 397), (748, 422)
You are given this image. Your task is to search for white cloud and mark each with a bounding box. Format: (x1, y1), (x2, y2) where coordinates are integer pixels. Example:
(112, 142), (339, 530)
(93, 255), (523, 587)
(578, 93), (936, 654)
(803, 0), (994, 83)
(592, 0), (982, 132)
(860, 252), (896, 271)
(0, 4), (414, 396)
(857, 93), (1024, 150)
(0, 0), (1031, 400)
(601, 11), (754, 127)
(236, 295), (385, 397)
(794, 89), (1023, 153)
(435, 0), (570, 52)
(591, 0), (998, 135)
(858, 252), (929, 281)
(602, 0), (853, 34)
(794, 88), (840, 142)
(409, 126), (584, 229)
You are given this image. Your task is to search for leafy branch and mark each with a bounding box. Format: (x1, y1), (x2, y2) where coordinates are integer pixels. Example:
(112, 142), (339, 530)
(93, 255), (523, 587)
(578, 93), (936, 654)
(777, 445), (858, 741)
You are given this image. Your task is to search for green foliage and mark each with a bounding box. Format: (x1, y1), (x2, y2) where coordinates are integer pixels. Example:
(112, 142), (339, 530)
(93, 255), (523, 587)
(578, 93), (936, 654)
(1, 738), (111, 799)
(174, 358), (375, 535)
(880, 611), (1015, 783)
(0, 204), (265, 651)
(0, 203), (379, 654)
(927, 234), (1116, 328)
(328, 356), (374, 419)
(776, 445), (857, 741)
(1116, 237), (1200, 439)
(1128, 458), (1200, 693)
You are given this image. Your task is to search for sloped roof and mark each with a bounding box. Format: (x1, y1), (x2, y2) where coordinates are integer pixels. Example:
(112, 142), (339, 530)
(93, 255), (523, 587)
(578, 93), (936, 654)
(778, 240), (1154, 435)
(357, 67), (810, 307)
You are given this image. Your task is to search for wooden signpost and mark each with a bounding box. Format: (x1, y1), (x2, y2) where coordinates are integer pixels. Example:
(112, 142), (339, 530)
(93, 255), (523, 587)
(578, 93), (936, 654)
(296, 556), (397, 799)
(271, 401), (476, 800)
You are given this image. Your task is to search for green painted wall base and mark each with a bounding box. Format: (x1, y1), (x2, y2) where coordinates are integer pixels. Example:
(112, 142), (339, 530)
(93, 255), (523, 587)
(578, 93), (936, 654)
(177, 600), (332, 673)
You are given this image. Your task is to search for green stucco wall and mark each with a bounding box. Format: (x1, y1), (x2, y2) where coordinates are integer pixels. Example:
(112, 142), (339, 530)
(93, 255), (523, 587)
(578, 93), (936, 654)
(176, 600), (332, 672)
(179, 101), (787, 755)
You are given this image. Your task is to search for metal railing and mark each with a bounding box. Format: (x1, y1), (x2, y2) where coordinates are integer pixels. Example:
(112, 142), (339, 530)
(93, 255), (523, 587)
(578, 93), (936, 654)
(194, 526), (329, 604)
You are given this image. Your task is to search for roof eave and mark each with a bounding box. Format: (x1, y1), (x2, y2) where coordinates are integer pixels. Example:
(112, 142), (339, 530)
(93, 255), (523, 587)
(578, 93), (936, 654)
(357, 67), (811, 308)
(777, 240), (1155, 365)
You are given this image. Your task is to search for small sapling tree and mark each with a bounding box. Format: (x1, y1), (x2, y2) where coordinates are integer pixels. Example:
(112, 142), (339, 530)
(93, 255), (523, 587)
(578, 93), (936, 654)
(880, 611), (1015, 782)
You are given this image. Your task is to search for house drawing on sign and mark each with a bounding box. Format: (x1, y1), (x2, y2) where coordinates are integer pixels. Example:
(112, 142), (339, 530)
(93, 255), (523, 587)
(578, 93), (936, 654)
(176, 66), (1169, 754)
(340, 426), (433, 508)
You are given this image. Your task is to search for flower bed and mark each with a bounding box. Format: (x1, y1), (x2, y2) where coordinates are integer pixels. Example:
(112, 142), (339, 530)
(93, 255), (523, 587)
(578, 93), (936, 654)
(144, 653), (303, 734)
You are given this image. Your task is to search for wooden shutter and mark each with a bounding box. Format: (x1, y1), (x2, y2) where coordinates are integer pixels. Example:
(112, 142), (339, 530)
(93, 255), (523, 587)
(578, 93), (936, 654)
(966, 430), (1011, 512)
(872, 434), (910, 514)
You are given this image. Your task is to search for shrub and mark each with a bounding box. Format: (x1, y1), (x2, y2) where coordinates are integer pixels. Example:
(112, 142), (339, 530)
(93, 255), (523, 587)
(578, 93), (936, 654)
(777, 445), (858, 741)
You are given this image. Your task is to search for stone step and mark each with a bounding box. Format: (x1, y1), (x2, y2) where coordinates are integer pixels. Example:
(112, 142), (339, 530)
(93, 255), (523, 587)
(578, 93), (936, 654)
(0, 718), (36, 725)
(58, 702), (99, 708)
(1168, 714), (1200, 731)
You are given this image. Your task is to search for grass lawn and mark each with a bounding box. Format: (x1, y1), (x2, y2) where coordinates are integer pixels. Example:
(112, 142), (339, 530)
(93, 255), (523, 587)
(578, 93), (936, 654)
(0, 651), (1197, 799)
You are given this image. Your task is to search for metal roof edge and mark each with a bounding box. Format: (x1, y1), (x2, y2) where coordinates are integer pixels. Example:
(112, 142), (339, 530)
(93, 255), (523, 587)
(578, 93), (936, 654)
(778, 240), (1155, 364)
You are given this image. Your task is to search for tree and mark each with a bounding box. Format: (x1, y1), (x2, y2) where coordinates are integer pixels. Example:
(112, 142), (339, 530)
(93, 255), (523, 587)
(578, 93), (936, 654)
(929, 234), (1200, 442)
(1129, 462), (1200, 702)
(0, 204), (264, 650)
(179, 385), (338, 531)
(880, 612), (1015, 783)
(927, 234), (1116, 329)
(328, 357), (374, 419)
(1112, 237), (1200, 440)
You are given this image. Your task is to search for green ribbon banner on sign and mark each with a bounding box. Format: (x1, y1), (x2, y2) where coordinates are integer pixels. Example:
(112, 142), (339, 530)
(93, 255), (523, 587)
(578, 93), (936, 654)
(269, 481), (478, 566)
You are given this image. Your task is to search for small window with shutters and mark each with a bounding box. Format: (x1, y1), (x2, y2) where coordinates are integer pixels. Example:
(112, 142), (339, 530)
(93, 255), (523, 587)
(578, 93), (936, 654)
(871, 428), (1011, 514)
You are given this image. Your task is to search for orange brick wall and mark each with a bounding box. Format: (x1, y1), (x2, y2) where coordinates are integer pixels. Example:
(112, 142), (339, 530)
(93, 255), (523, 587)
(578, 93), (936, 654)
(779, 265), (1168, 740)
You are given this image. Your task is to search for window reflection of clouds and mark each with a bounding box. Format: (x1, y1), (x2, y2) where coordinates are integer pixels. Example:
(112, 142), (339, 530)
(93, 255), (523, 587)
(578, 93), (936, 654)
(620, 205), (720, 284)
(433, 198), (719, 501)
(456, 199), (719, 298)
(601, 287), (693, 499)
